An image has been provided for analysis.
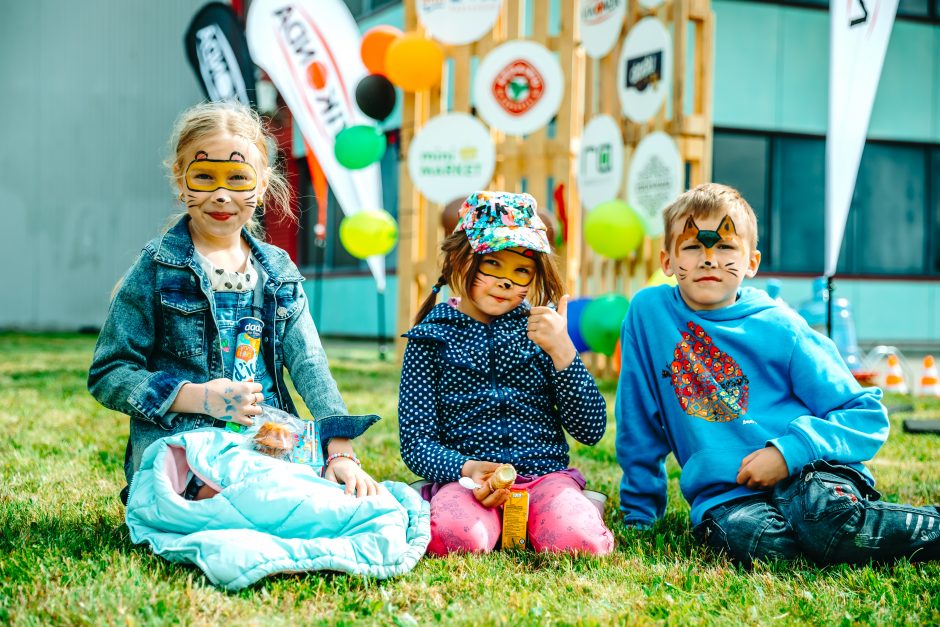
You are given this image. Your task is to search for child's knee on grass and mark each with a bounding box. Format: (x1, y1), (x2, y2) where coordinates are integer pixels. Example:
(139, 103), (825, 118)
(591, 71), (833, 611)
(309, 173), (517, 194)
(527, 474), (615, 556)
(428, 482), (501, 555)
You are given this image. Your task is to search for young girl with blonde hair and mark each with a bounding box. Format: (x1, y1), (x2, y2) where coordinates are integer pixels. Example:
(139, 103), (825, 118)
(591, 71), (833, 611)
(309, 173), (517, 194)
(89, 102), (378, 501)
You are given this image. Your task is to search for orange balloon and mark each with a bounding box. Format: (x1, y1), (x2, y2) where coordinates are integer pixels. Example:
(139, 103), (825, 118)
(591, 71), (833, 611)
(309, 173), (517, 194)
(612, 339), (622, 377)
(385, 33), (444, 92)
(361, 25), (402, 76)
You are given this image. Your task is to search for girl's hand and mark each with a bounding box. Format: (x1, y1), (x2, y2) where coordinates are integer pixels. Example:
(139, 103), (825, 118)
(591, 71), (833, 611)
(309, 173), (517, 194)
(202, 378), (264, 425)
(325, 457), (381, 497)
(527, 295), (577, 370)
(171, 378), (264, 425)
(461, 460), (510, 509)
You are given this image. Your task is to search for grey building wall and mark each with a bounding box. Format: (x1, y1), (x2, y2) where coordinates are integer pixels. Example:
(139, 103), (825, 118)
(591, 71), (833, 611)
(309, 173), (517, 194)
(1, 0), (212, 330)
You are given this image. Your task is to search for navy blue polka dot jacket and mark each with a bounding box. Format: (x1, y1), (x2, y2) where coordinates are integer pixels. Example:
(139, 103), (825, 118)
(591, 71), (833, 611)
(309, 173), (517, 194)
(399, 302), (608, 483)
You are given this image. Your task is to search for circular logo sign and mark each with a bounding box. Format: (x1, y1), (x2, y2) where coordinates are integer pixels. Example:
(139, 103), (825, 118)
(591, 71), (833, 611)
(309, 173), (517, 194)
(627, 131), (683, 236)
(579, 0), (626, 59)
(617, 17), (672, 123)
(577, 114), (625, 211)
(474, 41), (564, 136)
(417, 0), (503, 46)
(407, 112), (496, 205)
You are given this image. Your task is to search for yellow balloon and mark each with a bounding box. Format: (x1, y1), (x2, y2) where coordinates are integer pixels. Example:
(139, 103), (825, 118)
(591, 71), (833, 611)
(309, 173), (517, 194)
(384, 33), (443, 92)
(645, 268), (678, 288)
(339, 210), (399, 259)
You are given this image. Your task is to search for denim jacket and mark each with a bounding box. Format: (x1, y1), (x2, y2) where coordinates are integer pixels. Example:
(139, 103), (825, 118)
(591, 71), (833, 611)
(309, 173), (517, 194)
(398, 302), (608, 483)
(88, 216), (377, 481)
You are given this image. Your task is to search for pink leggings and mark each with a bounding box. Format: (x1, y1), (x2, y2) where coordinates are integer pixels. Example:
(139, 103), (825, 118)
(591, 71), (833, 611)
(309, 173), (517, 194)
(427, 472), (614, 556)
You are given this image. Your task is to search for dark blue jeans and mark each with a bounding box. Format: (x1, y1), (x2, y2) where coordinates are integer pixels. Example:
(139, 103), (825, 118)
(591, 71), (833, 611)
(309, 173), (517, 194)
(694, 461), (940, 566)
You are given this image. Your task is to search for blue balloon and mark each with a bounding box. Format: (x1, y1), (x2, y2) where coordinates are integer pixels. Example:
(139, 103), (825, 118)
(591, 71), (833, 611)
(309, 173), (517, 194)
(566, 297), (593, 353)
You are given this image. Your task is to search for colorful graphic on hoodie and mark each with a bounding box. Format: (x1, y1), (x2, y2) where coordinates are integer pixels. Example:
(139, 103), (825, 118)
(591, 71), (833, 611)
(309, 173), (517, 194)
(663, 321), (749, 422)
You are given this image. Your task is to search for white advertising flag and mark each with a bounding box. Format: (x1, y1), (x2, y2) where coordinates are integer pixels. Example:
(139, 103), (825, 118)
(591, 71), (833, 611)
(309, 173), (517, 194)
(246, 0), (387, 290)
(825, 0), (898, 277)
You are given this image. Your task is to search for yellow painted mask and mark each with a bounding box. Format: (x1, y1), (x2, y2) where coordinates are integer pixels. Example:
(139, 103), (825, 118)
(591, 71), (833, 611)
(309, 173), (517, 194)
(477, 249), (537, 287)
(184, 150), (257, 192)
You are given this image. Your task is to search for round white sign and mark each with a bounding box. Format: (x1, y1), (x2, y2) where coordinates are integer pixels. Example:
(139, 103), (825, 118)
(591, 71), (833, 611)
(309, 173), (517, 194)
(627, 131), (683, 236)
(579, 0), (626, 59)
(577, 114), (625, 211)
(417, 0), (503, 46)
(617, 17), (672, 123)
(407, 112), (496, 205)
(473, 40), (564, 136)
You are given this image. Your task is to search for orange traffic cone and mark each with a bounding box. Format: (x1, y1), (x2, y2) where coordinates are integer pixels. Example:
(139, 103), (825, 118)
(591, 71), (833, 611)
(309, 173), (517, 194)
(884, 354), (908, 394)
(917, 355), (940, 398)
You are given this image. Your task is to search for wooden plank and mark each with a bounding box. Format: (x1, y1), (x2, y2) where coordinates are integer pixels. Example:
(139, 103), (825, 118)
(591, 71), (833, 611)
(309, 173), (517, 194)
(396, 0), (714, 364)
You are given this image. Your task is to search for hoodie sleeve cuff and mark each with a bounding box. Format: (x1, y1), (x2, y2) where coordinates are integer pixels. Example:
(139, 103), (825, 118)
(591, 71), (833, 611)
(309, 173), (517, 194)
(767, 432), (816, 475)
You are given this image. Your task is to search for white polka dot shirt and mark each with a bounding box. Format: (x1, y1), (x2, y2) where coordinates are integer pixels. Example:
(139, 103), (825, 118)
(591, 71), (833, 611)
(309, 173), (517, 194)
(398, 303), (607, 483)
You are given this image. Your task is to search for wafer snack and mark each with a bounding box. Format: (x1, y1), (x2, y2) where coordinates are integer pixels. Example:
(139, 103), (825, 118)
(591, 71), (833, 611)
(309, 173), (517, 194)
(252, 422), (293, 460)
(489, 464), (517, 490)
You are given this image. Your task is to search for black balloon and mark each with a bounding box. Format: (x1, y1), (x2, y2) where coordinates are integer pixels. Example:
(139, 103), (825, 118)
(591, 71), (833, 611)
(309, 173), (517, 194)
(355, 74), (397, 121)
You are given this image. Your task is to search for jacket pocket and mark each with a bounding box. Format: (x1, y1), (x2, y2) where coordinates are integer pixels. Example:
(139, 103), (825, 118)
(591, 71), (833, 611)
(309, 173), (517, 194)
(160, 290), (209, 358)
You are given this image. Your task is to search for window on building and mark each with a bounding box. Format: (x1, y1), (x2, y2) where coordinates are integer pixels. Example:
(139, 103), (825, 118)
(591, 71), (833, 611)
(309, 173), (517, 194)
(729, 0), (937, 21)
(850, 143), (926, 274)
(714, 129), (937, 277)
(898, 0), (930, 18)
(932, 148), (940, 273)
(772, 136), (825, 274)
(712, 132), (771, 263)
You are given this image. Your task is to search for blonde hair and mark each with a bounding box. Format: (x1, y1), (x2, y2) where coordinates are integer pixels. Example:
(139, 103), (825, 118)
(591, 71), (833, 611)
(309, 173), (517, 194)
(414, 232), (566, 324)
(662, 183), (758, 251)
(166, 101), (294, 237)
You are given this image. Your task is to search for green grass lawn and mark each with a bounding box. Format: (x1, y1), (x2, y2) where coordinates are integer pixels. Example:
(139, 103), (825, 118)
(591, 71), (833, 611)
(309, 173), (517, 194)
(1, 332), (938, 625)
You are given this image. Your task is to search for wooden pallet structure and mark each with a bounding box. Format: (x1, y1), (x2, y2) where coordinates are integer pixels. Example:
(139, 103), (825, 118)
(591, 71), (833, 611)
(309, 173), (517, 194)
(395, 0), (714, 369)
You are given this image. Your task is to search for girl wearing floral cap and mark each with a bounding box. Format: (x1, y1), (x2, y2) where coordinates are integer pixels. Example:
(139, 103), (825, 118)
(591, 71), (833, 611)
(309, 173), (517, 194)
(398, 191), (614, 556)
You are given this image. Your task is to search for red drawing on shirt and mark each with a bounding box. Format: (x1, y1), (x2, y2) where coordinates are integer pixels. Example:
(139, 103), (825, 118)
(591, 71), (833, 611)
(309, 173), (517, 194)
(664, 322), (749, 422)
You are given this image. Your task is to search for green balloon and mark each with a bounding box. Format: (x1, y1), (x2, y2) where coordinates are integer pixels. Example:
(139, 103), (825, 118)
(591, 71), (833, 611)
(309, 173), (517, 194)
(339, 209), (398, 259)
(583, 200), (645, 259)
(334, 125), (386, 169)
(579, 293), (630, 356)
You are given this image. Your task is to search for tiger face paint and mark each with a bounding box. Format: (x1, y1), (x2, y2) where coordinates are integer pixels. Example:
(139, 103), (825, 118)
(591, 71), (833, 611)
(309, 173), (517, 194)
(660, 214), (761, 311)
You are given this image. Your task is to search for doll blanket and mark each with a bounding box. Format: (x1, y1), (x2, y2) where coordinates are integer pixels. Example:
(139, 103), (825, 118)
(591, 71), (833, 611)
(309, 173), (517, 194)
(125, 428), (429, 590)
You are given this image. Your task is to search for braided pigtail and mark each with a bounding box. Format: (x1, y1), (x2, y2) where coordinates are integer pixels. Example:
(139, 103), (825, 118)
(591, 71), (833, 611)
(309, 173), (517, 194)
(414, 274), (447, 324)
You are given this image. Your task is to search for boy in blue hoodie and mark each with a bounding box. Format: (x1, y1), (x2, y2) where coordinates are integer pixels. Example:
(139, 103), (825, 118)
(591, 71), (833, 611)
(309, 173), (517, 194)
(615, 183), (940, 566)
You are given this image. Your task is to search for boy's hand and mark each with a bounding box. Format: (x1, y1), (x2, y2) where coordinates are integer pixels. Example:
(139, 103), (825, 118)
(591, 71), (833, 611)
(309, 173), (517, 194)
(528, 295), (577, 371)
(736, 446), (789, 490)
(461, 459), (510, 509)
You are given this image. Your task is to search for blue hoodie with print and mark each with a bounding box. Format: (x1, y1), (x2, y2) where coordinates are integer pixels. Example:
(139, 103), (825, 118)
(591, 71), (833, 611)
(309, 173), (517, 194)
(615, 285), (888, 527)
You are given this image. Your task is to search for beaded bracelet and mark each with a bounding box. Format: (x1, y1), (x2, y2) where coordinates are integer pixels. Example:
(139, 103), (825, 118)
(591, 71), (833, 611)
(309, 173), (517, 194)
(325, 452), (361, 467)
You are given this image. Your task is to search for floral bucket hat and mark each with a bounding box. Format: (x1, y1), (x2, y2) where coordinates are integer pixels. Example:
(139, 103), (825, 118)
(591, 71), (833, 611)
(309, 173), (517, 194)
(454, 191), (551, 254)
